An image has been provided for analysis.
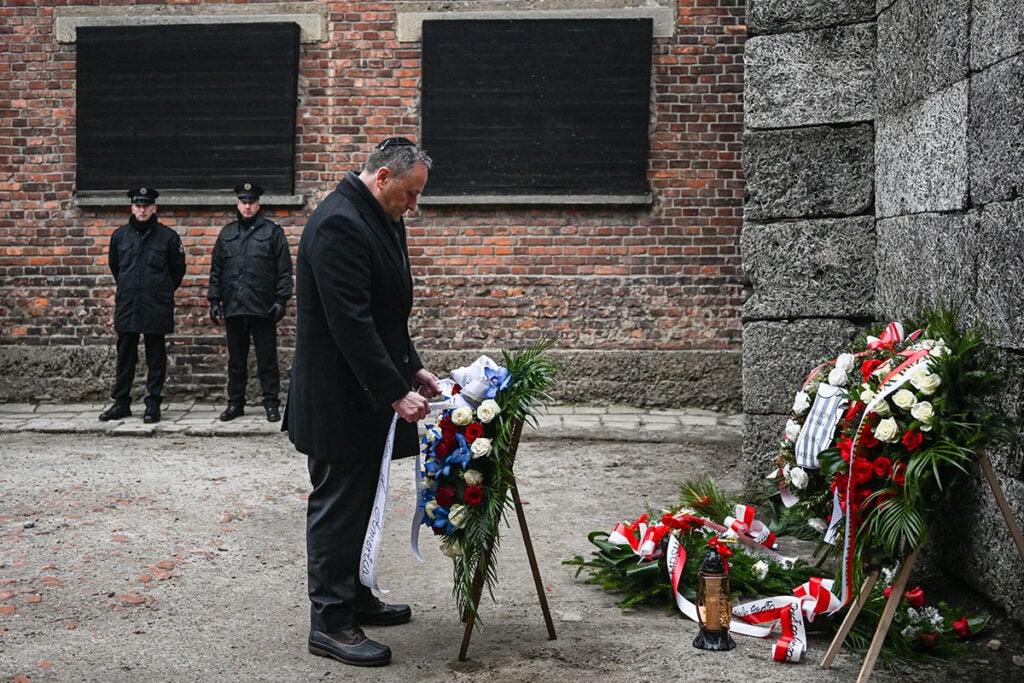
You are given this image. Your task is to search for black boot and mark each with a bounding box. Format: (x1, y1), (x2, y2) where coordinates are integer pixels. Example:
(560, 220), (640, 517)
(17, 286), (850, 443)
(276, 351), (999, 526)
(99, 403), (131, 421)
(264, 402), (281, 422)
(143, 397), (162, 424)
(220, 404), (245, 421)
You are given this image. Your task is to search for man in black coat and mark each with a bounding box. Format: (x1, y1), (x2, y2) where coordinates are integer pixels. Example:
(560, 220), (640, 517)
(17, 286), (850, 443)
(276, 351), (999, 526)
(285, 138), (442, 667)
(99, 187), (186, 424)
(208, 182), (293, 422)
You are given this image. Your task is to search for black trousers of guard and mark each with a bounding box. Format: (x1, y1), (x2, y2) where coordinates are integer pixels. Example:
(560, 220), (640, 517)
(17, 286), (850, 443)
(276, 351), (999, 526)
(112, 332), (166, 408)
(306, 455), (381, 632)
(225, 315), (280, 407)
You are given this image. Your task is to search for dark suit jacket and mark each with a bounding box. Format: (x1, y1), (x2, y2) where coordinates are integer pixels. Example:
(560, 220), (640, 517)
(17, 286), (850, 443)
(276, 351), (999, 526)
(285, 171), (423, 463)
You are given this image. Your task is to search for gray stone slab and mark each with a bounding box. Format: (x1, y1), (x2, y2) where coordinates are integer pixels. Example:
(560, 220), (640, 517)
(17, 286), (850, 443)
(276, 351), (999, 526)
(875, 0), (969, 115)
(971, 0), (1024, 70)
(742, 216), (876, 320)
(969, 56), (1024, 205)
(745, 23), (875, 128)
(743, 124), (874, 221)
(747, 0), (876, 35)
(741, 318), (861, 414)
(876, 81), (968, 218)
(874, 212), (977, 322)
(975, 200), (1024, 351)
(742, 412), (787, 493)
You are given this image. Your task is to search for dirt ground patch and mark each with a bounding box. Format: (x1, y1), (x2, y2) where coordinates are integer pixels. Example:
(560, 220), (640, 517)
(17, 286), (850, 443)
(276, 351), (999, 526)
(1, 432), (1021, 682)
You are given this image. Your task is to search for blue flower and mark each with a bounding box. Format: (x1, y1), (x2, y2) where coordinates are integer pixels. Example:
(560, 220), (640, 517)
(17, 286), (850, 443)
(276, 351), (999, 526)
(432, 506), (450, 530)
(425, 457), (451, 478)
(484, 366), (511, 398)
(448, 433), (471, 469)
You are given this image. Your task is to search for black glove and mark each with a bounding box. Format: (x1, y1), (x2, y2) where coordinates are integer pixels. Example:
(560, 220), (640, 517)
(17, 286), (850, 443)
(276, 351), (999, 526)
(269, 301), (286, 323)
(209, 300), (223, 325)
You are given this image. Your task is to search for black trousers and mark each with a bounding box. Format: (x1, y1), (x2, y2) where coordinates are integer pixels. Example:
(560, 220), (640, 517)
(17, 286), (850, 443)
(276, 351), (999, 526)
(225, 315), (280, 406)
(112, 332), (166, 407)
(306, 455), (381, 632)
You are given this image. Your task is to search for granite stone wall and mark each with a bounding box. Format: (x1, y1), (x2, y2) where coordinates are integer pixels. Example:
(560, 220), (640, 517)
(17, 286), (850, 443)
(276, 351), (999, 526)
(743, 0), (1024, 623)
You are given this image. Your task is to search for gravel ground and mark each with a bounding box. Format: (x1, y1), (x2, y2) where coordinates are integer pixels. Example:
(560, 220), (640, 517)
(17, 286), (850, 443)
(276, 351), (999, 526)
(1, 431), (1021, 682)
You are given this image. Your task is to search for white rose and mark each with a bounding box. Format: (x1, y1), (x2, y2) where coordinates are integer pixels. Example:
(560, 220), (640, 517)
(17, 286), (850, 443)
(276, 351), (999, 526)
(827, 366), (849, 387)
(448, 503), (468, 528)
(930, 341), (948, 357)
(910, 369), (942, 396)
(441, 539), (462, 558)
(910, 400), (934, 425)
(892, 389), (917, 410)
(785, 419), (802, 442)
(424, 427), (439, 443)
(463, 469), (484, 486)
(790, 466), (809, 490)
(874, 417), (900, 443)
(425, 500), (438, 520)
(836, 353), (856, 373)
(451, 406), (474, 426)
(860, 386), (876, 404)
(873, 399), (892, 417)
(752, 560), (769, 581)
(470, 437), (493, 459)
(476, 399), (501, 424)
(792, 391), (811, 416)
(807, 518), (827, 534)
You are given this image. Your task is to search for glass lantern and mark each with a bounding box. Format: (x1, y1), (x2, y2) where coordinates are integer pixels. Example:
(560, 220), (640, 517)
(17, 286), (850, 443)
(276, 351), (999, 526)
(693, 542), (736, 651)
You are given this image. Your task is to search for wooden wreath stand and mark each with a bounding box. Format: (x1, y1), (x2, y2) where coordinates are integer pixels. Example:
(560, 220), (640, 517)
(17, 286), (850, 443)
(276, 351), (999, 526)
(458, 419), (557, 661)
(821, 450), (1024, 682)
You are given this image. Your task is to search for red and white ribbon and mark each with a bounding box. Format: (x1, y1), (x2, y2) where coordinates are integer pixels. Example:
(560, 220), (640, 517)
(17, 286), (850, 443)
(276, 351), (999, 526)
(732, 576), (841, 662)
(724, 504), (777, 550)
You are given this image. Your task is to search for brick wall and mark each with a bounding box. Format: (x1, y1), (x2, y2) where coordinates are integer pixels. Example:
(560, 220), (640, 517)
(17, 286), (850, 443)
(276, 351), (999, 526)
(0, 1), (746, 408)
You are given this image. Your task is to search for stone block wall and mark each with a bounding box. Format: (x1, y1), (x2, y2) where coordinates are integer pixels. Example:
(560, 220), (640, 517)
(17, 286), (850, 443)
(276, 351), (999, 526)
(0, 1), (746, 409)
(743, 0), (1024, 622)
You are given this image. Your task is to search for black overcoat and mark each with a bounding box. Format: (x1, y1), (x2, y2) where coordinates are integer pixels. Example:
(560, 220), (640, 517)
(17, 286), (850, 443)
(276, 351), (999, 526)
(207, 214), (292, 317)
(285, 172), (423, 463)
(108, 218), (186, 334)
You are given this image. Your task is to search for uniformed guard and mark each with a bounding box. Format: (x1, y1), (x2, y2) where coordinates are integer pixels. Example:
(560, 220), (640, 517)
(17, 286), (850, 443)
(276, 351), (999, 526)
(207, 182), (293, 421)
(99, 187), (186, 424)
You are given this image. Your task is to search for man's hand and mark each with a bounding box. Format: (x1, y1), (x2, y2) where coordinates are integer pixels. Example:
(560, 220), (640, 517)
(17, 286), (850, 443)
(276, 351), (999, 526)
(413, 368), (443, 398)
(392, 391), (430, 423)
(268, 301), (286, 322)
(209, 300), (223, 325)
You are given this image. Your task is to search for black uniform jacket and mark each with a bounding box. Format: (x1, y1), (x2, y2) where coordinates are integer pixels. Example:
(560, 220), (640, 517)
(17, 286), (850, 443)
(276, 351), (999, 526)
(286, 171), (423, 463)
(207, 214), (292, 318)
(108, 217), (186, 334)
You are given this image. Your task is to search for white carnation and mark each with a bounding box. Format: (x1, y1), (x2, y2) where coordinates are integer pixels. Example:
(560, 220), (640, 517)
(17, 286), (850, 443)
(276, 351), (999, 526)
(836, 353), (856, 373)
(752, 560), (769, 581)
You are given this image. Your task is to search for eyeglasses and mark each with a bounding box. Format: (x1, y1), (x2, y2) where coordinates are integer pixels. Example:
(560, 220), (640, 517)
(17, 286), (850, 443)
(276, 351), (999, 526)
(376, 137), (416, 151)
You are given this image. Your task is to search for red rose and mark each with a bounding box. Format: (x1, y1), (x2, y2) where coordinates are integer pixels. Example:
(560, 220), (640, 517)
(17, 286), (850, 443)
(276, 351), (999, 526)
(860, 430), (880, 450)
(832, 472), (849, 496)
(433, 437), (454, 458)
(905, 586), (925, 607)
(902, 429), (924, 451)
(440, 418), (457, 438)
(892, 462), (907, 487)
(872, 456), (892, 478)
(464, 484), (485, 506)
(860, 358), (884, 383)
(464, 422), (484, 443)
(883, 586), (892, 600)
(451, 383), (462, 395)
(434, 487), (456, 508)
(953, 616), (970, 638)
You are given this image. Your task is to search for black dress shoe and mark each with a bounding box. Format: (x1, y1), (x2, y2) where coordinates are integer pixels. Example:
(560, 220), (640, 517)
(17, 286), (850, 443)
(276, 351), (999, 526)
(99, 404), (131, 421)
(143, 405), (161, 424)
(353, 597), (412, 626)
(219, 404), (245, 421)
(265, 404), (280, 422)
(308, 626), (391, 667)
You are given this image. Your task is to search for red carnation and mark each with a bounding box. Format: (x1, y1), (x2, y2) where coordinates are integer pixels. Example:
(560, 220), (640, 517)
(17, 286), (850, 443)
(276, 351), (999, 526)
(464, 422), (484, 443)
(838, 437), (853, 463)
(953, 616), (970, 638)
(905, 586), (925, 607)
(464, 484), (485, 506)
(860, 358), (884, 383)
(434, 487), (456, 508)
(872, 456), (892, 478)
(902, 429), (924, 451)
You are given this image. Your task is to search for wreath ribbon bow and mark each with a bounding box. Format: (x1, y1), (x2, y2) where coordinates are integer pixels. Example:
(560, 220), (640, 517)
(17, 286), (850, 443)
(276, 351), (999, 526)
(724, 504), (778, 549)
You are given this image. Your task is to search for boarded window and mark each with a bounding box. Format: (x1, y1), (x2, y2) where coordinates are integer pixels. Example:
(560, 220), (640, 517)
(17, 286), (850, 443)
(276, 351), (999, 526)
(421, 19), (652, 199)
(76, 23), (300, 194)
